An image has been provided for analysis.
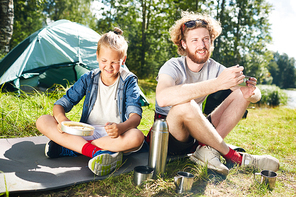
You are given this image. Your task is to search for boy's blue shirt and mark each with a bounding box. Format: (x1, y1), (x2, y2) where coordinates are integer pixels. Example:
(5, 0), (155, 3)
(54, 66), (142, 123)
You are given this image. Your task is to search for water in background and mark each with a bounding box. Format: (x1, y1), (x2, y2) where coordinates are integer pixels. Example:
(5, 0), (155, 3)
(283, 90), (296, 109)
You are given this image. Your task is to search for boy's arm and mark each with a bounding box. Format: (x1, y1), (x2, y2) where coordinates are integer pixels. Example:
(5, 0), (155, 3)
(53, 104), (70, 124)
(52, 104), (71, 133)
(119, 113), (141, 133)
(105, 113), (141, 138)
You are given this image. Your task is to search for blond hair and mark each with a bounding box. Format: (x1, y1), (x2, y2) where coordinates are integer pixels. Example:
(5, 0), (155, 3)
(97, 27), (128, 58)
(170, 12), (222, 56)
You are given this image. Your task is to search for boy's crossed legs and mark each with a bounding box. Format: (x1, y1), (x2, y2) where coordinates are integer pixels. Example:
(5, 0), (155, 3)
(36, 115), (144, 176)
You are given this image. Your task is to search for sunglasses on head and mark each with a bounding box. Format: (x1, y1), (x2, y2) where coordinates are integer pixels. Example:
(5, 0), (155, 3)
(182, 19), (208, 32)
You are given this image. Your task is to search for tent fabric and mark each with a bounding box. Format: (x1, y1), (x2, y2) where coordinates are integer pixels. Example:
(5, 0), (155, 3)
(0, 19), (149, 106)
(0, 20), (100, 89)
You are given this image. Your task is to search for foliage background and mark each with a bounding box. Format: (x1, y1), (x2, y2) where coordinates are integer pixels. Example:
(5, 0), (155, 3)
(0, 1), (296, 195)
(0, 0), (296, 88)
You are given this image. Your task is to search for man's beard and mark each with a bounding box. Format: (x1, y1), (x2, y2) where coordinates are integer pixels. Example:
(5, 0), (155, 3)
(186, 48), (210, 64)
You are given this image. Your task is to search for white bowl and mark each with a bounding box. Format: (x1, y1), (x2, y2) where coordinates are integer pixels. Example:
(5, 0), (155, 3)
(61, 121), (94, 136)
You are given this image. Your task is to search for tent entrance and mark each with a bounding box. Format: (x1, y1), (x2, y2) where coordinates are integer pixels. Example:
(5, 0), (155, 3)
(18, 63), (89, 92)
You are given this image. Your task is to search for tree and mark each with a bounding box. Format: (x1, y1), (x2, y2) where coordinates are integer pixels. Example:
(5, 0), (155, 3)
(212, 0), (273, 82)
(10, 0), (46, 50)
(9, 0), (98, 51)
(269, 52), (296, 88)
(96, 0), (179, 78)
(96, 0), (274, 79)
(0, 0), (14, 56)
(44, 0), (97, 29)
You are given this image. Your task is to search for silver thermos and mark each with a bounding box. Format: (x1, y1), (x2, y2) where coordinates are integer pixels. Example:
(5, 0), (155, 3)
(148, 119), (169, 178)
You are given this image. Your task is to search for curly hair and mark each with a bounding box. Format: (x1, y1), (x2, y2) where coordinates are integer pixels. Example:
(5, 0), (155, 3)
(97, 27), (128, 58)
(170, 11), (222, 56)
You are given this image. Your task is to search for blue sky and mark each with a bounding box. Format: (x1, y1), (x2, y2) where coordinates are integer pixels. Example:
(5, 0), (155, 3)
(267, 0), (296, 60)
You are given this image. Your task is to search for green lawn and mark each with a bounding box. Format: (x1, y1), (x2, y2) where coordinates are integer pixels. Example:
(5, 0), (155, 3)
(1, 80), (296, 196)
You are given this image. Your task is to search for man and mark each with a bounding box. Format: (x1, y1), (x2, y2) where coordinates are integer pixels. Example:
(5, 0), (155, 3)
(151, 12), (279, 175)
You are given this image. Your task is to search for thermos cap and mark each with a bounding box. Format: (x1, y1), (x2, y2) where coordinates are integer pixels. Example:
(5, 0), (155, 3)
(151, 119), (168, 132)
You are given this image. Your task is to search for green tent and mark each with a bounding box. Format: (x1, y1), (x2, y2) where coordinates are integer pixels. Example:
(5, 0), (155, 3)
(0, 19), (149, 106)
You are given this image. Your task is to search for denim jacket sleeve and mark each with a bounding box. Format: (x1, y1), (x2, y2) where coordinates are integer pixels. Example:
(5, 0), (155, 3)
(120, 74), (142, 122)
(54, 72), (90, 113)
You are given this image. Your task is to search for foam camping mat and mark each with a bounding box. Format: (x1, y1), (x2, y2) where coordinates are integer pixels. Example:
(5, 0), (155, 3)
(0, 136), (151, 193)
(0, 136), (245, 193)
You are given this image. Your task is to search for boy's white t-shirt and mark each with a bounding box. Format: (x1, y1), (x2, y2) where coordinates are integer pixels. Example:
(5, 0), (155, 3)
(84, 76), (121, 140)
(87, 76), (121, 125)
(83, 74), (144, 153)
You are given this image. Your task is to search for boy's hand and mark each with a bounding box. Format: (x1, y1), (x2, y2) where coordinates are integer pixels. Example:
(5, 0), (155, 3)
(57, 123), (65, 134)
(105, 122), (120, 138)
(56, 118), (71, 134)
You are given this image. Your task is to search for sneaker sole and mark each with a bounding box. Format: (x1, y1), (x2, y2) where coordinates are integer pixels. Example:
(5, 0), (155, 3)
(189, 155), (229, 176)
(44, 142), (50, 158)
(88, 152), (123, 176)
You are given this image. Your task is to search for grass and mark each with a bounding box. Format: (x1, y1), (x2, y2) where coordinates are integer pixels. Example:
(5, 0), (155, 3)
(1, 79), (296, 196)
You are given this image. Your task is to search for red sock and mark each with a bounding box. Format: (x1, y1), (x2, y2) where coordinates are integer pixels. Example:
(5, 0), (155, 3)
(223, 147), (242, 165)
(81, 142), (102, 158)
(198, 142), (206, 147)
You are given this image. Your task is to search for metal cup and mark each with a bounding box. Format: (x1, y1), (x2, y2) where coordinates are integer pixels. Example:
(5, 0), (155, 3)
(174, 171), (194, 193)
(254, 170), (277, 190)
(133, 166), (154, 186)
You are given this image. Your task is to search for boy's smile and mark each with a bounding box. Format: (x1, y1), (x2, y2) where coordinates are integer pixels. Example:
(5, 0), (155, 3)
(97, 46), (126, 86)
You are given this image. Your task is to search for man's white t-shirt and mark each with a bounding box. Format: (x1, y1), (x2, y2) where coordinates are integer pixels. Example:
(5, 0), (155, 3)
(155, 57), (226, 116)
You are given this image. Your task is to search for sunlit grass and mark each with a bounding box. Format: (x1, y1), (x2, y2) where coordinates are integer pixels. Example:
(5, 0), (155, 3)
(1, 80), (295, 196)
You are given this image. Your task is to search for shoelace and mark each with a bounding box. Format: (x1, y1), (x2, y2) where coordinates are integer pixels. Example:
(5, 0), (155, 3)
(203, 146), (221, 161)
(209, 147), (221, 159)
(247, 154), (258, 167)
(92, 150), (115, 158)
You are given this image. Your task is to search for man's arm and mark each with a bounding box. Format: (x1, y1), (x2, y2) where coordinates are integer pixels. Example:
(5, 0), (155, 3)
(246, 87), (261, 103)
(156, 66), (245, 107)
(230, 76), (262, 103)
(156, 74), (218, 107)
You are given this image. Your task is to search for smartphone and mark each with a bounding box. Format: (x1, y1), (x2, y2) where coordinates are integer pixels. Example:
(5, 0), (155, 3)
(239, 76), (252, 86)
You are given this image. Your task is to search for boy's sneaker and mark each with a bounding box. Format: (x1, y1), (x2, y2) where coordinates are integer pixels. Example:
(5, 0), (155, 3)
(88, 150), (123, 176)
(45, 140), (80, 158)
(240, 153), (280, 172)
(189, 145), (229, 176)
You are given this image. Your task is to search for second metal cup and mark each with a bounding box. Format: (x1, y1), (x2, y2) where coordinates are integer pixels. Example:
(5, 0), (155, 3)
(133, 166), (154, 186)
(174, 171), (194, 193)
(254, 170), (277, 190)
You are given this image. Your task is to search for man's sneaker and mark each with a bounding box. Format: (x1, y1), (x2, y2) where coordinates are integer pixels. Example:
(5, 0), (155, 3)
(240, 153), (280, 172)
(88, 150), (123, 176)
(189, 145), (229, 176)
(45, 140), (80, 158)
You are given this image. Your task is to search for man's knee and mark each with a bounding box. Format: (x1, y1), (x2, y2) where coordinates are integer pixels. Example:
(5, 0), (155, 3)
(169, 100), (203, 121)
